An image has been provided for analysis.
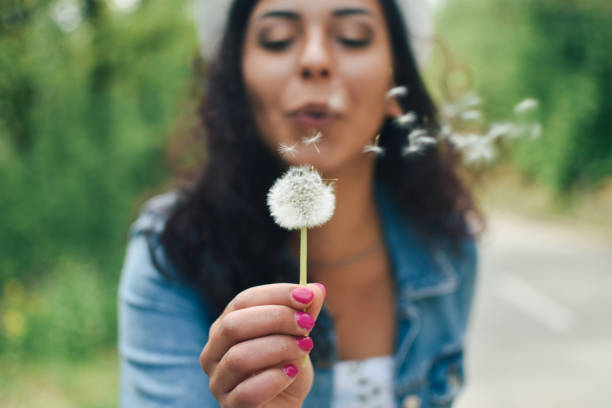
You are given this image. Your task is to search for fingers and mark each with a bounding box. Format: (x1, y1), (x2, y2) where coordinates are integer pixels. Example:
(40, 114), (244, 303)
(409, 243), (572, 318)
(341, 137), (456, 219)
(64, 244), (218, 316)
(201, 283), (325, 374)
(209, 334), (313, 396)
(202, 304), (315, 370)
(223, 358), (306, 408)
(221, 283), (325, 319)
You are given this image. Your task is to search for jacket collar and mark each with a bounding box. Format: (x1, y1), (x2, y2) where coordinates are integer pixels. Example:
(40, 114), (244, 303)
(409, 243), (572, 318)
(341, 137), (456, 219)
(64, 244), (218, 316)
(375, 183), (458, 301)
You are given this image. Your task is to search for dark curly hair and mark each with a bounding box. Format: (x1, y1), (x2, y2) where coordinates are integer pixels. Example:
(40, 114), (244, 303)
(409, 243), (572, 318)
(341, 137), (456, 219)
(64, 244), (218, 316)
(159, 0), (481, 331)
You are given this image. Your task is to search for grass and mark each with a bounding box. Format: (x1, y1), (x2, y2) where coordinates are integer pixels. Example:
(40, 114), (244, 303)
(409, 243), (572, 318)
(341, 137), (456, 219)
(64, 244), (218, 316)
(0, 349), (118, 408)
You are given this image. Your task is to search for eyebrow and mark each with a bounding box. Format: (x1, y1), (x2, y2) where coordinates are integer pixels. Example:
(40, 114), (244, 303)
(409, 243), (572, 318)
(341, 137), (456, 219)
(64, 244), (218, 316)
(259, 8), (373, 21)
(332, 8), (373, 17)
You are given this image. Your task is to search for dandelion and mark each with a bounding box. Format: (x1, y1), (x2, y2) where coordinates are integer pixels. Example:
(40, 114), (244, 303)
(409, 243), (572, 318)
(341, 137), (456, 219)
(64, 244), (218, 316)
(395, 111), (418, 128)
(278, 143), (298, 158)
(302, 131), (323, 153)
(267, 166), (335, 369)
(514, 98), (539, 114)
(267, 166), (335, 231)
(386, 86), (409, 100)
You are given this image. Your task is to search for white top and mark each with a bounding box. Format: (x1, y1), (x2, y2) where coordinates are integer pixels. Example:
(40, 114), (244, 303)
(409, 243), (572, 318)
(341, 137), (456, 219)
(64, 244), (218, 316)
(331, 355), (397, 408)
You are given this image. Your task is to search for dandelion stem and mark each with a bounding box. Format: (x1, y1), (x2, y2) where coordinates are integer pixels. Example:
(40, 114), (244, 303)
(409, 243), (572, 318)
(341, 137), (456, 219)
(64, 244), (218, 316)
(300, 226), (308, 367)
(300, 227), (307, 287)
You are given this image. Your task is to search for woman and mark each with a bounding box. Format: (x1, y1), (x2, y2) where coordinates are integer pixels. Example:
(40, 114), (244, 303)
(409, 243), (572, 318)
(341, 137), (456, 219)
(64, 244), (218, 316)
(119, 0), (482, 407)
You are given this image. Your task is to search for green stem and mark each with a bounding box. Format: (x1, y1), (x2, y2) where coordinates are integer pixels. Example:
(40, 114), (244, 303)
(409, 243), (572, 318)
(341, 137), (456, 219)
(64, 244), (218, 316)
(300, 227), (308, 368)
(300, 227), (307, 286)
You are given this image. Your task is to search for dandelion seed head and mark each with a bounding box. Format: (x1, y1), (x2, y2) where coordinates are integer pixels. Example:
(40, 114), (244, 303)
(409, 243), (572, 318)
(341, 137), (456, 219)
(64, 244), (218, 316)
(385, 86), (409, 100)
(267, 166), (335, 230)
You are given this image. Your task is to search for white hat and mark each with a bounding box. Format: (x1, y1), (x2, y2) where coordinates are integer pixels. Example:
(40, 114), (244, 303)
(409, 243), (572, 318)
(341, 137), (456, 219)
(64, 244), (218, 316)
(196, 0), (434, 70)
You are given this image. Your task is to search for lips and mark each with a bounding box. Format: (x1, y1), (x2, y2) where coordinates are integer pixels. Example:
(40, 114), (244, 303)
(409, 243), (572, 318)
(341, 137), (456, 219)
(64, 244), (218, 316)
(291, 103), (338, 129)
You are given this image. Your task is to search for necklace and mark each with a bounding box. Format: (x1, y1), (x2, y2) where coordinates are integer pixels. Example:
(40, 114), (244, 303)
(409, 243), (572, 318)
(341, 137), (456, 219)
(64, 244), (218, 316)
(307, 240), (385, 269)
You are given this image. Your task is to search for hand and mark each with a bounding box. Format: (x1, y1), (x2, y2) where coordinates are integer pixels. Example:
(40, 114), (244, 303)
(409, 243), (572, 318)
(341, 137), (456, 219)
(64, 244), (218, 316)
(200, 283), (326, 407)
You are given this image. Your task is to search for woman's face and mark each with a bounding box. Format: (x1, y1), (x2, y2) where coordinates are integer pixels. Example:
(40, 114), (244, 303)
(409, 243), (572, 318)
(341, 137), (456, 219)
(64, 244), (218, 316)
(242, 0), (398, 174)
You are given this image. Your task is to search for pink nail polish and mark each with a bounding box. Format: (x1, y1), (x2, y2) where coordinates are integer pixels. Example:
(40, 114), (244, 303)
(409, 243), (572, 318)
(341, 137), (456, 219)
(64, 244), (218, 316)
(284, 364), (298, 378)
(292, 287), (314, 304)
(296, 336), (314, 352)
(313, 283), (326, 300)
(295, 311), (315, 330)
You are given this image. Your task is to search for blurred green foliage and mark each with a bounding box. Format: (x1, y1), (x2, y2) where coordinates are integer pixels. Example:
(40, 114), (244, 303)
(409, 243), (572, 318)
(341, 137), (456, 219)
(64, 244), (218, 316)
(0, 0), (198, 360)
(437, 0), (612, 193)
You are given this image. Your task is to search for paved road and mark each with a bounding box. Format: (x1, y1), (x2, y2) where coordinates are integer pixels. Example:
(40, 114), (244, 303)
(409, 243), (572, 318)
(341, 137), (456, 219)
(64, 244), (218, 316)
(455, 212), (612, 408)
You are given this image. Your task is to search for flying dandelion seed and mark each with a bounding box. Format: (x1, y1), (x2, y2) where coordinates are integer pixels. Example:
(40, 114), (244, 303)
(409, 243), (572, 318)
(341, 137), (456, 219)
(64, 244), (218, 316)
(439, 124), (453, 140)
(363, 134), (385, 156)
(403, 128), (437, 156)
(514, 98), (539, 114)
(460, 109), (483, 122)
(278, 143), (298, 158)
(448, 133), (481, 150)
(441, 92), (482, 119)
(408, 128), (428, 142)
(329, 93), (346, 111)
(487, 122), (515, 140)
(302, 132), (322, 153)
(463, 139), (496, 163)
(396, 111), (418, 128)
(529, 123), (542, 139)
(363, 144), (385, 156)
(386, 86), (409, 100)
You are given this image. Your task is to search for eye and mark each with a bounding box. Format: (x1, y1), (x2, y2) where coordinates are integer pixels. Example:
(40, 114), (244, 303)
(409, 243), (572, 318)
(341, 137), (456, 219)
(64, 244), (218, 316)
(260, 38), (294, 51)
(338, 37), (371, 48)
(258, 25), (295, 52)
(335, 22), (373, 49)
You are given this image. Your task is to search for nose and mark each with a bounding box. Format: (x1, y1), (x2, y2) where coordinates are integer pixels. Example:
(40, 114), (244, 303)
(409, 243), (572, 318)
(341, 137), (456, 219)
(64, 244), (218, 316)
(298, 28), (332, 80)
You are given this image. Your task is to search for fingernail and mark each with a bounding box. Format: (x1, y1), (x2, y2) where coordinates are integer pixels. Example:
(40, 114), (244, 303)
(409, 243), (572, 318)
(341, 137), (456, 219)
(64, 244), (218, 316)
(292, 287), (314, 304)
(295, 311), (315, 330)
(296, 336), (314, 352)
(284, 364), (298, 378)
(313, 283), (326, 300)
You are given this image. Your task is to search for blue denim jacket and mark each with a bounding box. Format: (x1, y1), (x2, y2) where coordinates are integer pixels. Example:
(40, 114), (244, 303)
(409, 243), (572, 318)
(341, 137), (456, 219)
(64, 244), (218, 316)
(118, 185), (478, 407)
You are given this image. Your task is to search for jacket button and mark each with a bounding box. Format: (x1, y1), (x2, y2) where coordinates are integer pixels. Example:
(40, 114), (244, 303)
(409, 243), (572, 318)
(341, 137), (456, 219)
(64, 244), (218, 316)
(402, 395), (421, 408)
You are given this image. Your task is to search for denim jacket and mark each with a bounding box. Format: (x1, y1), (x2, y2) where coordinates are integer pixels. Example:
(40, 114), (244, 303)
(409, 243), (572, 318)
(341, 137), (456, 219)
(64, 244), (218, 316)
(118, 185), (478, 408)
